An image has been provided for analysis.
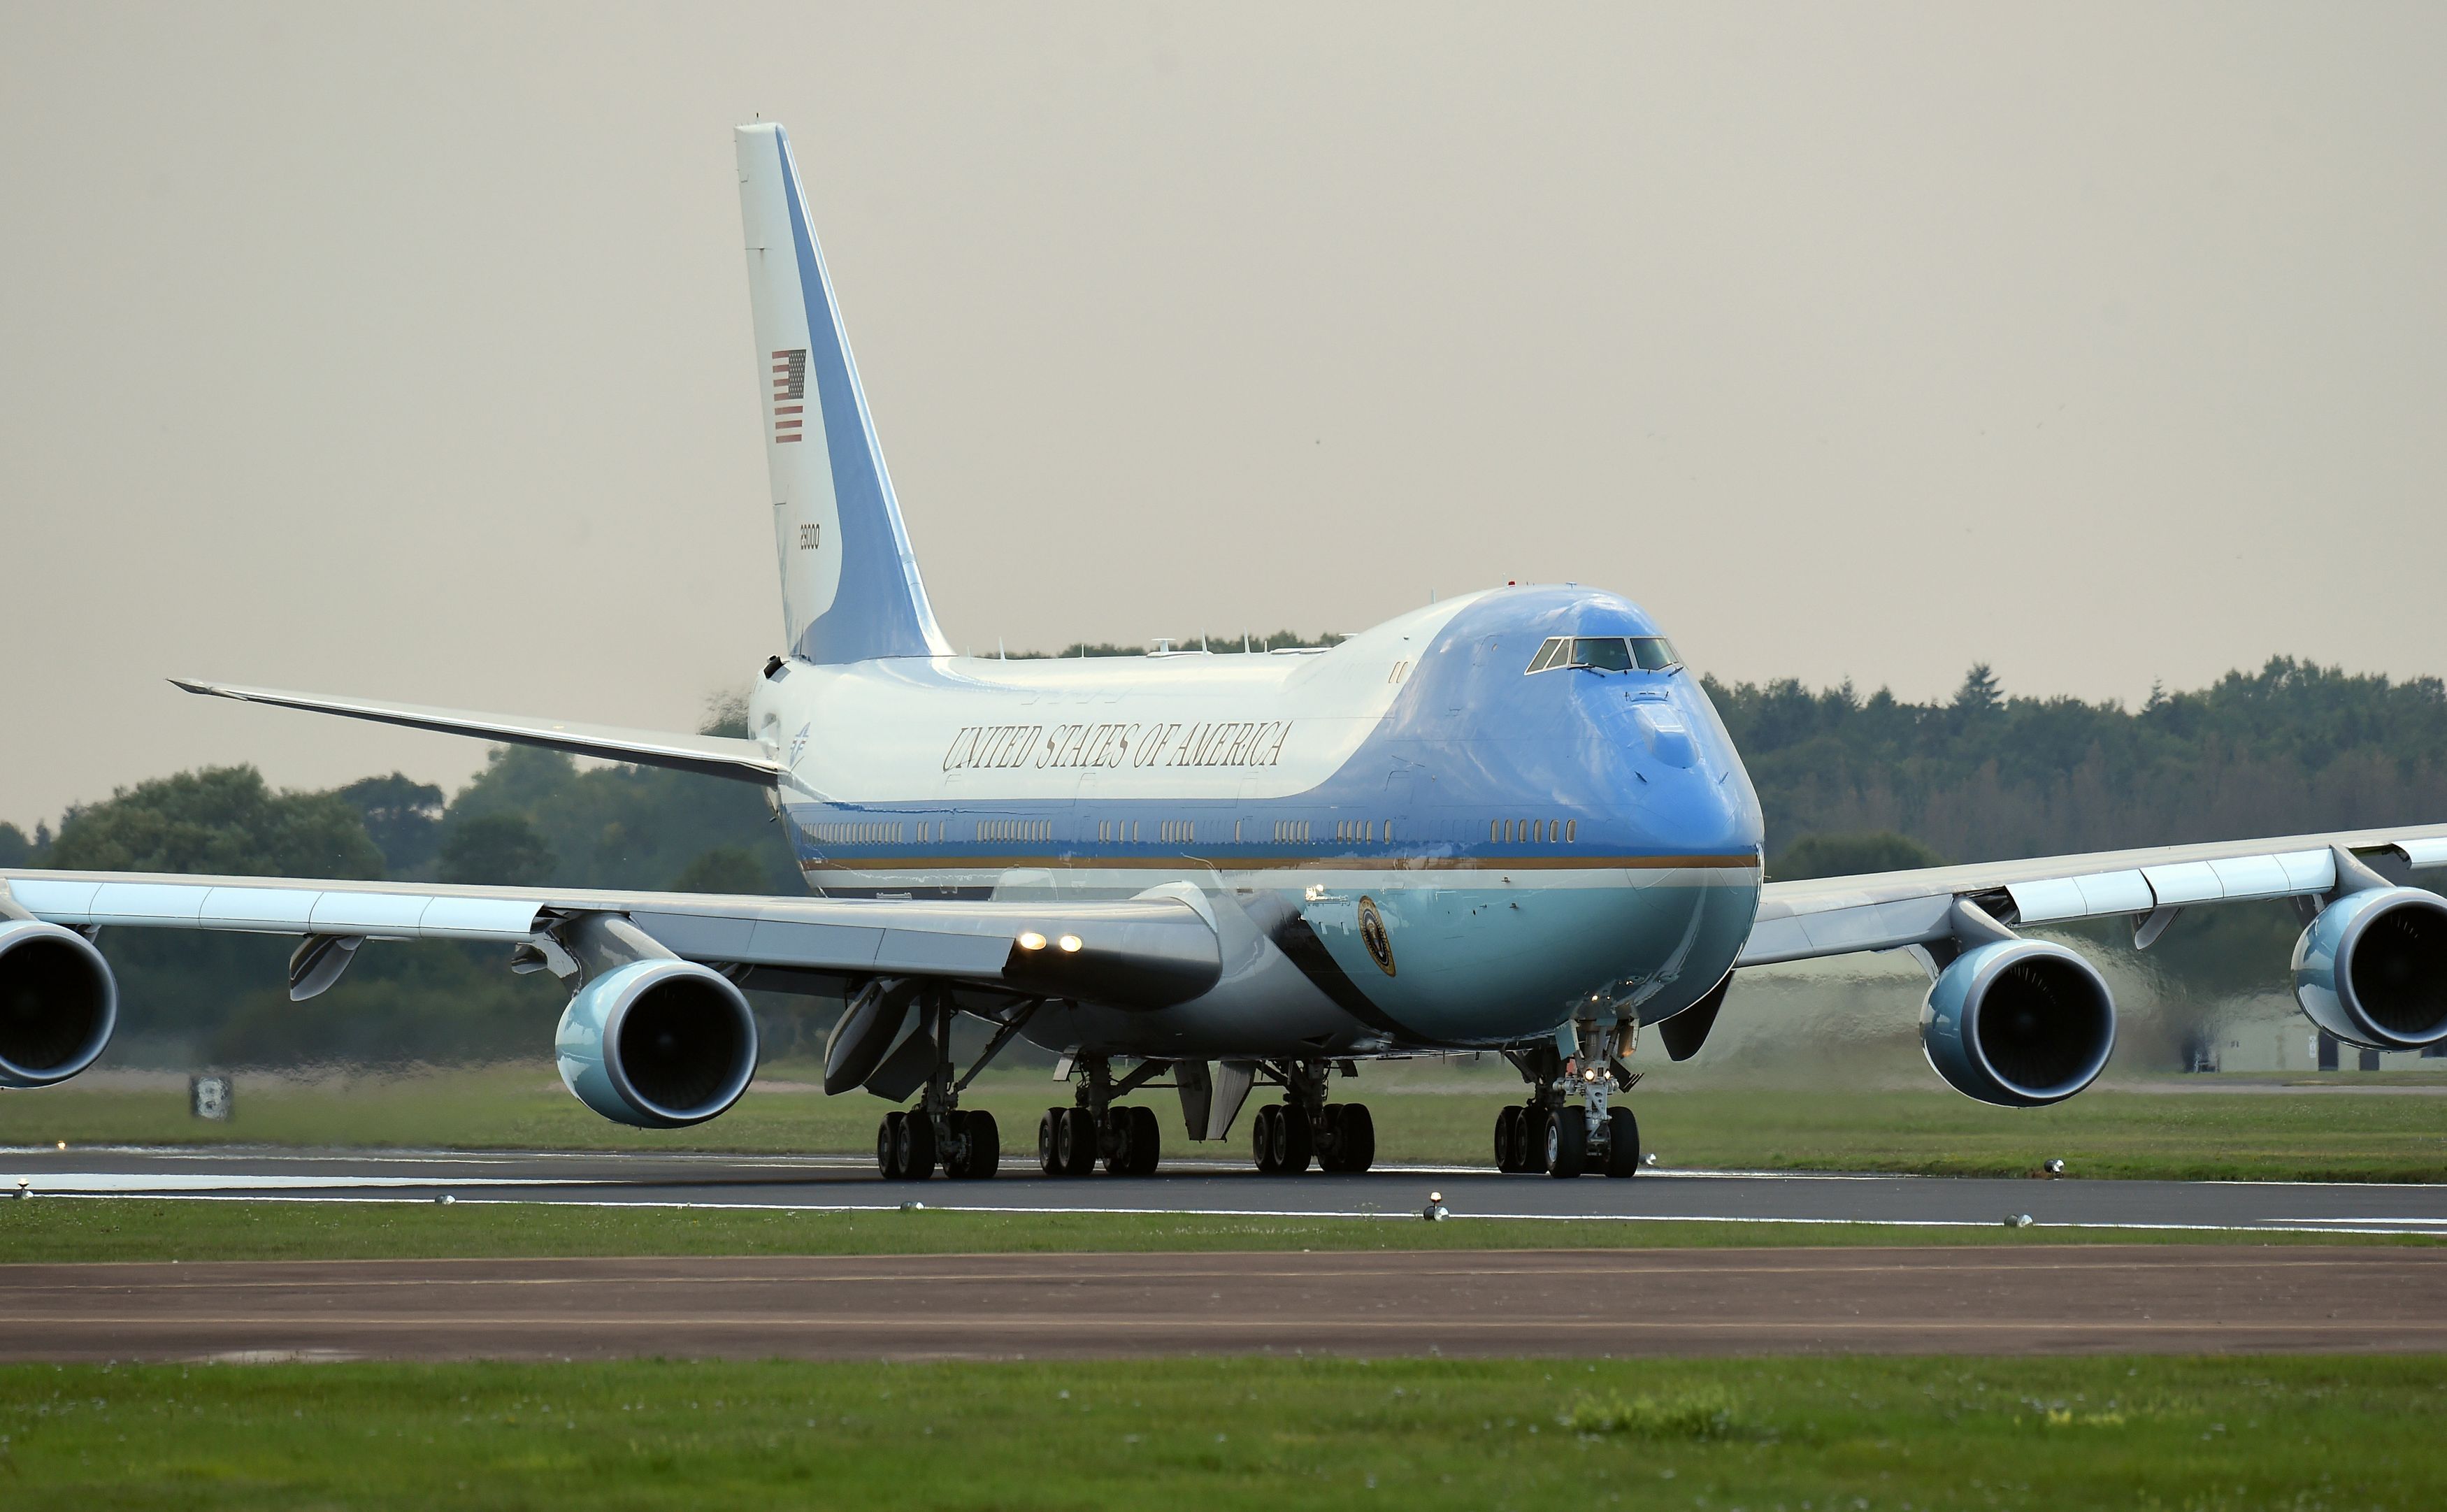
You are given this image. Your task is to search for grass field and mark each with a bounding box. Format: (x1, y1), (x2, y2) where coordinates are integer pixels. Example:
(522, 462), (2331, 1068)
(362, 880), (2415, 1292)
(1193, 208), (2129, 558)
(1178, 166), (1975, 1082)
(1, 1199), (2438, 1266)
(3, 1354), (2440, 1509)
(9, 1061), (2447, 1182)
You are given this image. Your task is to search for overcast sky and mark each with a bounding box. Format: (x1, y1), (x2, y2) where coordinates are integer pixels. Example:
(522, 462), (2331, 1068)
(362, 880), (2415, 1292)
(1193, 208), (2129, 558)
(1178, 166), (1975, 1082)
(3, 4), (2442, 828)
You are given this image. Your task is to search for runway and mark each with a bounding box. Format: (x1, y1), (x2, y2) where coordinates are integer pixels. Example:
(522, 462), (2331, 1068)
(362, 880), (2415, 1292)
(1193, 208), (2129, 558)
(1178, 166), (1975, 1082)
(10, 1145), (2447, 1235)
(6, 1246), (2445, 1362)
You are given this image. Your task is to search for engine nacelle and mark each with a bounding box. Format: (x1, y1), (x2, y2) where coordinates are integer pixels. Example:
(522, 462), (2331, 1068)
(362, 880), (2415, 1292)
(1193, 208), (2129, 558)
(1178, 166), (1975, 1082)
(0, 919), (119, 1089)
(554, 959), (759, 1128)
(2292, 886), (2447, 1052)
(1920, 939), (2116, 1108)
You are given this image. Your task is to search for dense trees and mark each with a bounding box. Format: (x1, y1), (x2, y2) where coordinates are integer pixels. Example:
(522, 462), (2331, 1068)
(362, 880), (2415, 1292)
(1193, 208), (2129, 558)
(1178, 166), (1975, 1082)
(1712, 657), (2447, 870)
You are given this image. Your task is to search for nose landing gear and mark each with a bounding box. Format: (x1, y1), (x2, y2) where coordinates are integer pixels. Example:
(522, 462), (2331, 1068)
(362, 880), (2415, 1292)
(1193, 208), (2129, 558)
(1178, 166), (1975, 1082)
(1495, 1027), (1642, 1179)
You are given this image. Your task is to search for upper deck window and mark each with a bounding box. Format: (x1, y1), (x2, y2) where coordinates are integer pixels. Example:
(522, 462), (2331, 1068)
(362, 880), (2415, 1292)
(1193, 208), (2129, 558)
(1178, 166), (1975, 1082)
(1526, 635), (1681, 675)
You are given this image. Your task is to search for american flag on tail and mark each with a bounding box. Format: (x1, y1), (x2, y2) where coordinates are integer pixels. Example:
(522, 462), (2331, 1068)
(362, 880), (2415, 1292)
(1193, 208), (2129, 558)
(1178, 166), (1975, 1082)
(772, 349), (807, 442)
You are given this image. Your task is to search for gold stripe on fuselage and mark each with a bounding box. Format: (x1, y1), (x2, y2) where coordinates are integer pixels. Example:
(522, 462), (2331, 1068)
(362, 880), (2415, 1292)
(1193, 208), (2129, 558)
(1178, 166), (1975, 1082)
(795, 853), (1760, 873)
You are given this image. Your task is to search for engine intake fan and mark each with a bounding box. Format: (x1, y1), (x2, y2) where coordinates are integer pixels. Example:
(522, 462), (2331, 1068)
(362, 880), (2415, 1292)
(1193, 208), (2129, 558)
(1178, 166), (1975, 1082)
(1921, 937), (2116, 1108)
(2294, 886), (2447, 1052)
(0, 919), (119, 1089)
(555, 959), (759, 1128)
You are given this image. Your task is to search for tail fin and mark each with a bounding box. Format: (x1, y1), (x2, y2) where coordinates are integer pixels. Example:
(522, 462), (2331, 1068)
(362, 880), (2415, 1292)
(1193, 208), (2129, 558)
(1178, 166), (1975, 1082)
(736, 123), (949, 665)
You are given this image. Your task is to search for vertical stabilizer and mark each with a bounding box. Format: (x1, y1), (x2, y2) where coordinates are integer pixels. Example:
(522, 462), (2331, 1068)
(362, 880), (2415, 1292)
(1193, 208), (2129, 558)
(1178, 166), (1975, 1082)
(736, 123), (949, 665)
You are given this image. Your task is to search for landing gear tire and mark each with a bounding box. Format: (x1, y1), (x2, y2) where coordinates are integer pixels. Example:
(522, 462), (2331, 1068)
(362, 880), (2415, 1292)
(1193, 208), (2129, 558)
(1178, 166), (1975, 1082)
(1130, 1104), (1160, 1174)
(1320, 1103), (1375, 1173)
(946, 1109), (1000, 1180)
(1518, 1106), (1552, 1174)
(1038, 1109), (1063, 1175)
(1105, 1104), (1160, 1176)
(1602, 1106), (1640, 1178)
(896, 1108), (938, 1180)
(1493, 1105), (1521, 1172)
(1274, 1101), (1314, 1173)
(1544, 1109), (1586, 1179)
(1253, 1104), (1283, 1173)
(879, 1110), (906, 1179)
(1059, 1106), (1098, 1176)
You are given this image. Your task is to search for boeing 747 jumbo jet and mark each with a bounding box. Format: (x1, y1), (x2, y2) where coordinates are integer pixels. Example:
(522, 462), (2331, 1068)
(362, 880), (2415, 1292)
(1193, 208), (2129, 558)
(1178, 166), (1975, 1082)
(6, 124), (2447, 1181)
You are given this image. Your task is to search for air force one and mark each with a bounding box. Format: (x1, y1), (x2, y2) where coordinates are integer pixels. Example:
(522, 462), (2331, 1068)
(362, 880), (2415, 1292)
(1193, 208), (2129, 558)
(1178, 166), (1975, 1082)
(6, 124), (2447, 1181)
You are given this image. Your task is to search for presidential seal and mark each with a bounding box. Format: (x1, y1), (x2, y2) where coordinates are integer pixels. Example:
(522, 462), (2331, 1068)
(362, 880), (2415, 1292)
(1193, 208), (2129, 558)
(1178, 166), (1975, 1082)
(1357, 895), (1396, 977)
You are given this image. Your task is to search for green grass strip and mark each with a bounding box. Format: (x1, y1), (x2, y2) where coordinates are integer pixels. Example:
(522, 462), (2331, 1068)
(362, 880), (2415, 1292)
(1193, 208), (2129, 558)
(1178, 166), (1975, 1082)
(3, 1354), (2443, 1509)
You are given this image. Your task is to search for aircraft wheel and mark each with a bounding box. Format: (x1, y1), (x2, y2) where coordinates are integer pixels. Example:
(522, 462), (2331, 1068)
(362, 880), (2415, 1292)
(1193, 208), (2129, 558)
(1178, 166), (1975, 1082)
(965, 1109), (1000, 1179)
(1339, 1102), (1376, 1174)
(1602, 1106), (1640, 1178)
(1277, 1102), (1314, 1174)
(1521, 1107), (1553, 1174)
(1059, 1107), (1098, 1176)
(1253, 1104), (1283, 1172)
(1038, 1109), (1063, 1175)
(878, 1111), (905, 1179)
(1493, 1105), (1521, 1172)
(1104, 1107), (1137, 1175)
(1316, 1105), (1347, 1172)
(942, 1111), (971, 1179)
(1128, 1105), (1161, 1174)
(1544, 1108), (1586, 1179)
(896, 1109), (937, 1180)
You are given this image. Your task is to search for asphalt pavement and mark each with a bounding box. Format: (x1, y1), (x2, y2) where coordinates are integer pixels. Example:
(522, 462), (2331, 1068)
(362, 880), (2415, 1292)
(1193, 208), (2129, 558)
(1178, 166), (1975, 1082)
(8, 1145), (2447, 1236)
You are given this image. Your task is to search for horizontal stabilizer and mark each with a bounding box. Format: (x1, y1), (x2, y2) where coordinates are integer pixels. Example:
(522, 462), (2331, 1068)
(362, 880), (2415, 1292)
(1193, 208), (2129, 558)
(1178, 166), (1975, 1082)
(171, 679), (782, 785)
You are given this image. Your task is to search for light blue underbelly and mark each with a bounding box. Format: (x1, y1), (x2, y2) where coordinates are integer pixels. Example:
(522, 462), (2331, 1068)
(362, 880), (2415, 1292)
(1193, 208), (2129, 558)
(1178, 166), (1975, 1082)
(803, 857), (1760, 1049)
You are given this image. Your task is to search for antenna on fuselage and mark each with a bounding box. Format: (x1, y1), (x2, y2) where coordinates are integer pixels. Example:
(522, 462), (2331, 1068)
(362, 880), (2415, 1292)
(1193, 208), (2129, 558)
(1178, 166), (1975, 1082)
(997, 638), (1006, 661)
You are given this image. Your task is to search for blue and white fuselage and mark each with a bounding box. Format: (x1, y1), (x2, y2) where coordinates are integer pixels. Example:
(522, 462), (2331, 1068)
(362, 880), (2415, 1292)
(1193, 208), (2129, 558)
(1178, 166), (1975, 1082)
(748, 584), (1765, 1059)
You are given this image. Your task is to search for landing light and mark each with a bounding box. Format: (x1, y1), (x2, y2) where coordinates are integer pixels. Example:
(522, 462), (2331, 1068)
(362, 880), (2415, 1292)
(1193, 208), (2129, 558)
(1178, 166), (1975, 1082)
(1056, 934), (1084, 953)
(1017, 931), (1047, 951)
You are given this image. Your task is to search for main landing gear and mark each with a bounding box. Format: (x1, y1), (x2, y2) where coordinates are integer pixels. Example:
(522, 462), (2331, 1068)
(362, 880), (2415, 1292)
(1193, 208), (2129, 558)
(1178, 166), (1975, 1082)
(1493, 1029), (1642, 1179)
(1035, 1052), (1168, 1177)
(1251, 1058), (1376, 1174)
(874, 990), (1038, 1182)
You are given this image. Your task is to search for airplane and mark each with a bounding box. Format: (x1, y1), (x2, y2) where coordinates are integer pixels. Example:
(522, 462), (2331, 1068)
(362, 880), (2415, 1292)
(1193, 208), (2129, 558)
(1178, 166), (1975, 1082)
(6, 123), (2446, 1184)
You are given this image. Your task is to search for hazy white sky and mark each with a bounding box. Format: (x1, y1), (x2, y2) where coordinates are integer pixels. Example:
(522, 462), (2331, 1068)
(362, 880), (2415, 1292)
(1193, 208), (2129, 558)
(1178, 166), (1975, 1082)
(4, 4), (2442, 827)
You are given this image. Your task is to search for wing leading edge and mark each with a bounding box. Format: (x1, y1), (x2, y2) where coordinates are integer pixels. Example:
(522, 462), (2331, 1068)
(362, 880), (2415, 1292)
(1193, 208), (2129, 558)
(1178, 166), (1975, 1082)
(1, 871), (1221, 1009)
(1739, 823), (2447, 967)
(170, 679), (784, 786)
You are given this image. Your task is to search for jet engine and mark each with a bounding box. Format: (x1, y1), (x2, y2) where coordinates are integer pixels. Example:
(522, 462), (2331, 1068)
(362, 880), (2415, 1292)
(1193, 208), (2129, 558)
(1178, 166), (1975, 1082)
(554, 958), (759, 1128)
(1920, 939), (2116, 1107)
(2292, 886), (2447, 1052)
(0, 920), (119, 1089)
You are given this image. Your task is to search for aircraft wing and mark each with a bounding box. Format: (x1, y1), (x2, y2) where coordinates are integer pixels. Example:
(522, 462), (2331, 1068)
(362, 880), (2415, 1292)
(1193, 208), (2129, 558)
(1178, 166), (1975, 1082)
(1738, 823), (2447, 967)
(0, 870), (1221, 1009)
(170, 679), (784, 786)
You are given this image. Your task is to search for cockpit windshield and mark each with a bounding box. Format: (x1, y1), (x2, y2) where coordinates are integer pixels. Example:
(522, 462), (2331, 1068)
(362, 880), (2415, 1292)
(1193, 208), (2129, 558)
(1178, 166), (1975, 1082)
(1526, 635), (1681, 675)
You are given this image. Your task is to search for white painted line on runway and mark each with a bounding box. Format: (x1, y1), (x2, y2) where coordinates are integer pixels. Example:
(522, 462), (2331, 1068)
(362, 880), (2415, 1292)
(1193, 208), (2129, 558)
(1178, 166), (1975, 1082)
(24, 1189), (2447, 1238)
(12, 1173), (604, 1193)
